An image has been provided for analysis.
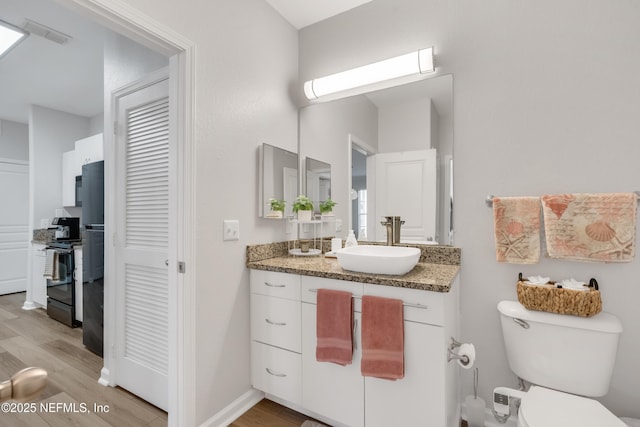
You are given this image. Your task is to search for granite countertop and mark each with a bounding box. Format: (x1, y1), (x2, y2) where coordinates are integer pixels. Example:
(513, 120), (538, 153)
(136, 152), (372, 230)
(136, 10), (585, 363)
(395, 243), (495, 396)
(246, 241), (460, 293)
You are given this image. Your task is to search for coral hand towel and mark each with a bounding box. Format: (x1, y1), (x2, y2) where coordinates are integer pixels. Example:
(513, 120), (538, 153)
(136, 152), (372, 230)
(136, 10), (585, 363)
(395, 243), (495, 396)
(361, 295), (404, 380)
(493, 196), (541, 264)
(542, 193), (637, 262)
(316, 289), (353, 365)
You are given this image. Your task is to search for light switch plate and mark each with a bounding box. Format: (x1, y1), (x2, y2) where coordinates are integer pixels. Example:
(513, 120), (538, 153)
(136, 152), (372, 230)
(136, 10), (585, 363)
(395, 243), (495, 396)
(223, 220), (239, 241)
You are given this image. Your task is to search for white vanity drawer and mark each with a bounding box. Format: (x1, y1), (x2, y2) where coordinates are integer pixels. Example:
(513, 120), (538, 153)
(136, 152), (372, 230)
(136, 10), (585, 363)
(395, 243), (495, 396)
(251, 341), (301, 406)
(251, 293), (301, 352)
(250, 270), (300, 301)
(363, 283), (445, 326)
(301, 276), (363, 312)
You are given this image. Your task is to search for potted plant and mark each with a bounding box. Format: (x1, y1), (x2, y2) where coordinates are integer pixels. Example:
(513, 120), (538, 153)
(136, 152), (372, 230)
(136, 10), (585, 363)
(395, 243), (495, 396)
(293, 195), (314, 222)
(319, 199), (337, 217)
(267, 198), (285, 218)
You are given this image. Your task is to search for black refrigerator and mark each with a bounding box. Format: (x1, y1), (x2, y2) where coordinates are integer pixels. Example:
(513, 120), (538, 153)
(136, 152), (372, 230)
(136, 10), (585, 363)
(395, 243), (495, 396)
(82, 160), (104, 357)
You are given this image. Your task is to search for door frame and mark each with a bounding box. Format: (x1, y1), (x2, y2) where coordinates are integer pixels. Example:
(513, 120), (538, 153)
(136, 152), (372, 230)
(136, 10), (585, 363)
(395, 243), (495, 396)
(347, 134), (376, 241)
(59, 1), (196, 426)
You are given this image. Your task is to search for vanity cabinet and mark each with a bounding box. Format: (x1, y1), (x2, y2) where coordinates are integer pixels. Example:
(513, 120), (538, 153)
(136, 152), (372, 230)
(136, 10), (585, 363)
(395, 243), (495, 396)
(249, 269), (459, 427)
(250, 270), (302, 405)
(363, 282), (449, 427)
(301, 277), (364, 427)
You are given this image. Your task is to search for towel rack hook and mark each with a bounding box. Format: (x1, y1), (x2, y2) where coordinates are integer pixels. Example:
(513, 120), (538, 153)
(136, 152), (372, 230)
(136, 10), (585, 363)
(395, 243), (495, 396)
(485, 195), (495, 207)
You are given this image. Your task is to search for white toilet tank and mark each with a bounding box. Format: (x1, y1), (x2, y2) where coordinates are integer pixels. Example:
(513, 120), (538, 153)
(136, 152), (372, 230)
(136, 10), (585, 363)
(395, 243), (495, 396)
(498, 300), (623, 397)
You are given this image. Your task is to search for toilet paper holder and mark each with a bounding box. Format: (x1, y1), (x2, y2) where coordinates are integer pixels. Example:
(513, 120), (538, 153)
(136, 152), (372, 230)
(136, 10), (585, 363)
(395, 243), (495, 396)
(447, 337), (470, 366)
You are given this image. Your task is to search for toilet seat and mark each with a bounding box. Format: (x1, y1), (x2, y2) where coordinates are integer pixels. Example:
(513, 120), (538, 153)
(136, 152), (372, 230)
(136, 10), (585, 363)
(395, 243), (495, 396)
(518, 386), (626, 427)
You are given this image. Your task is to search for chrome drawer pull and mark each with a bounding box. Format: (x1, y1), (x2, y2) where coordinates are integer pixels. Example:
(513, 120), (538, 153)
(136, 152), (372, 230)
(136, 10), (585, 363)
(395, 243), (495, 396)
(265, 318), (286, 326)
(266, 368), (287, 377)
(264, 282), (286, 288)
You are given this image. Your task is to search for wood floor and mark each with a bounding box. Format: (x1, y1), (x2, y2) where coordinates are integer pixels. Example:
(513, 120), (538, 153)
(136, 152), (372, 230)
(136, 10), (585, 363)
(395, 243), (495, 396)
(229, 399), (320, 427)
(0, 292), (167, 426)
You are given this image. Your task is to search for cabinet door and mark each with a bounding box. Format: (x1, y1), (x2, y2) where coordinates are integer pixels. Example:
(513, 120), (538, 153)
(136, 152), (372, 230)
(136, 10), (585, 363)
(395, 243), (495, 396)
(75, 133), (103, 166)
(365, 320), (446, 427)
(251, 293), (301, 352)
(251, 341), (301, 405)
(250, 269), (300, 301)
(302, 302), (364, 427)
(31, 245), (47, 307)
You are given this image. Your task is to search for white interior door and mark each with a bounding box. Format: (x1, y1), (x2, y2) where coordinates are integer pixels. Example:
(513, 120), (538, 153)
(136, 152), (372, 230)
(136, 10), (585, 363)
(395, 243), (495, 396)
(0, 160), (29, 295)
(114, 75), (171, 410)
(374, 149), (437, 243)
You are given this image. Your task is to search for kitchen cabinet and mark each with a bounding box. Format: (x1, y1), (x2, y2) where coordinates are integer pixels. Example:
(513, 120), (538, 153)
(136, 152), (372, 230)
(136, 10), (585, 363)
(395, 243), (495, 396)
(31, 243), (47, 307)
(62, 133), (103, 207)
(249, 269), (460, 427)
(75, 133), (103, 166)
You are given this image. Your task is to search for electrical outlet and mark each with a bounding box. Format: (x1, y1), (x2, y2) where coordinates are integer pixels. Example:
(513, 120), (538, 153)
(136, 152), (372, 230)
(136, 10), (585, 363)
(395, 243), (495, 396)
(335, 218), (342, 232)
(223, 220), (239, 241)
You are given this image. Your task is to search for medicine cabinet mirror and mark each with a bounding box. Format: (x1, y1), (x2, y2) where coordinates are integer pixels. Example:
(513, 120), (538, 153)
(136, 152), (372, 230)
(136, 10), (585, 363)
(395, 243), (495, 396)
(305, 157), (331, 215)
(260, 143), (298, 218)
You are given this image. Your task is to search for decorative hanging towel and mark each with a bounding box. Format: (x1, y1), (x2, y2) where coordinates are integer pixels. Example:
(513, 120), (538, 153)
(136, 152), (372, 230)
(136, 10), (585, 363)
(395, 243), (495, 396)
(541, 193), (637, 262)
(493, 196), (541, 264)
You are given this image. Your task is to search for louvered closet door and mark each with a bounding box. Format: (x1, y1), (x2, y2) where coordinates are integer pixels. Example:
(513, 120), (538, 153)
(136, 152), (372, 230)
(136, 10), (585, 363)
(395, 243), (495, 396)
(115, 76), (170, 411)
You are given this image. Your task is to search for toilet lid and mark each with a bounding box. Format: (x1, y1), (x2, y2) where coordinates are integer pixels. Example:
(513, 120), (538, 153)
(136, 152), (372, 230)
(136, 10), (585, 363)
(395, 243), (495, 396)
(520, 386), (626, 427)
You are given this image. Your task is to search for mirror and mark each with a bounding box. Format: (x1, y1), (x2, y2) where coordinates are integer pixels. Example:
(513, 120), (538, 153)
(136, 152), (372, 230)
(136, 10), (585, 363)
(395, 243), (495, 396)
(261, 143), (298, 218)
(299, 74), (453, 245)
(305, 157), (331, 215)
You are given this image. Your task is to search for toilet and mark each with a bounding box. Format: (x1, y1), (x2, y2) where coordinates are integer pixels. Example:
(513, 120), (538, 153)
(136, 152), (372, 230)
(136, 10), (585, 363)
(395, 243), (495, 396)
(497, 300), (640, 427)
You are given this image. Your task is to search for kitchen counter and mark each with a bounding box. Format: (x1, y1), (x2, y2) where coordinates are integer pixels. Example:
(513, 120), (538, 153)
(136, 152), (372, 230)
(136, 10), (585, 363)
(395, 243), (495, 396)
(246, 242), (460, 292)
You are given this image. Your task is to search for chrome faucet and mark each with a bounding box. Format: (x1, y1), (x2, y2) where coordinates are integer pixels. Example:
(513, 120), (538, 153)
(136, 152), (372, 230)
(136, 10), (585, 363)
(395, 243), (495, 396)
(380, 216), (405, 245)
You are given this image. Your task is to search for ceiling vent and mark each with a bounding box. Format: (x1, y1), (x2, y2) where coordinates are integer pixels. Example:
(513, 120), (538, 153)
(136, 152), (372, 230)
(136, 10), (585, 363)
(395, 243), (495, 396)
(22, 19), (72, 45)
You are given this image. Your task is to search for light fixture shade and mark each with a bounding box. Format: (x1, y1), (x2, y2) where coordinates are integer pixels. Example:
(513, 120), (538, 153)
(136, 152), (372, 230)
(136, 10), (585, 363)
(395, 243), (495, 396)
(304, 47), (434, 100)
(0, 20), (28, 60)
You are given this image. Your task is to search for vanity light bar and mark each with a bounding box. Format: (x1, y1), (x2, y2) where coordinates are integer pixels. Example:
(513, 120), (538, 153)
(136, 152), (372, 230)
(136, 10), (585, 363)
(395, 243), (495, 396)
(303, 47), (434, 100)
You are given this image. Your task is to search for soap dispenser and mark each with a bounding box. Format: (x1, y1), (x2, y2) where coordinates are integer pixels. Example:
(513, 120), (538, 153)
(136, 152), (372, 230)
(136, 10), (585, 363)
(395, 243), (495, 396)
(345, 230), (358, 247)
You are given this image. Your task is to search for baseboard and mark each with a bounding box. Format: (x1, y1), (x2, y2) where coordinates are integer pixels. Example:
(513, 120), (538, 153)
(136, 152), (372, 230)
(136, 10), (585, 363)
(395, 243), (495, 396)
(199, 388), (264, 427)
(98, 367), (111, 386)
(22, 300), (38, 310)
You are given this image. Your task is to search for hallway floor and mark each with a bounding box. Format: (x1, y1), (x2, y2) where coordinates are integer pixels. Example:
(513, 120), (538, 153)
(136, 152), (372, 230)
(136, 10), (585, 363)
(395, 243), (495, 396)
(0, 292), (167, 426)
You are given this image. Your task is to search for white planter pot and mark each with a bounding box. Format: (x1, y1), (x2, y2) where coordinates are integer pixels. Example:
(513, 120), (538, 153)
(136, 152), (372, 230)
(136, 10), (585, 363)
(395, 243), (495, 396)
(297, 210), (312, 222)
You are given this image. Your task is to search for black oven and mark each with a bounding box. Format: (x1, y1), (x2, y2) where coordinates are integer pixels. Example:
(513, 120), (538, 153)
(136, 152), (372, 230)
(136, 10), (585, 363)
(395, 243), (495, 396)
(46, 243), (80, 327)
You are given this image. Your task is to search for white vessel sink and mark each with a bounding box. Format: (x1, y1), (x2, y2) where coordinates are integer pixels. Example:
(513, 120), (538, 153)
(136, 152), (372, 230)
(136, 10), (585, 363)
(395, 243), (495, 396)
(336, 245), (421, 276)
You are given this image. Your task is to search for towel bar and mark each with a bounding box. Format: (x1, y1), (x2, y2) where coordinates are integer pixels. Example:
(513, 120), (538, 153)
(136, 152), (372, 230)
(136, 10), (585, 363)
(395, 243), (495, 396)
(308, 288), (428, 309)
(486, 191), (640, 207)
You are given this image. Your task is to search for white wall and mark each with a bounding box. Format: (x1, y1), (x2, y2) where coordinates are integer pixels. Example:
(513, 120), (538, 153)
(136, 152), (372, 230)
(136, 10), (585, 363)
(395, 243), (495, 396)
(99, 1), (299, 423)
(29, 105), (89, 226)
(300, 0), (640, 420)
(0, 119), (29, 161)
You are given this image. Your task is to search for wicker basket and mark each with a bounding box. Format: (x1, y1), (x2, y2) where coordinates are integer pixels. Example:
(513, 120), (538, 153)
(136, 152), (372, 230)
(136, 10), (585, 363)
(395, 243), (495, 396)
(516, 280), (602, 317)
